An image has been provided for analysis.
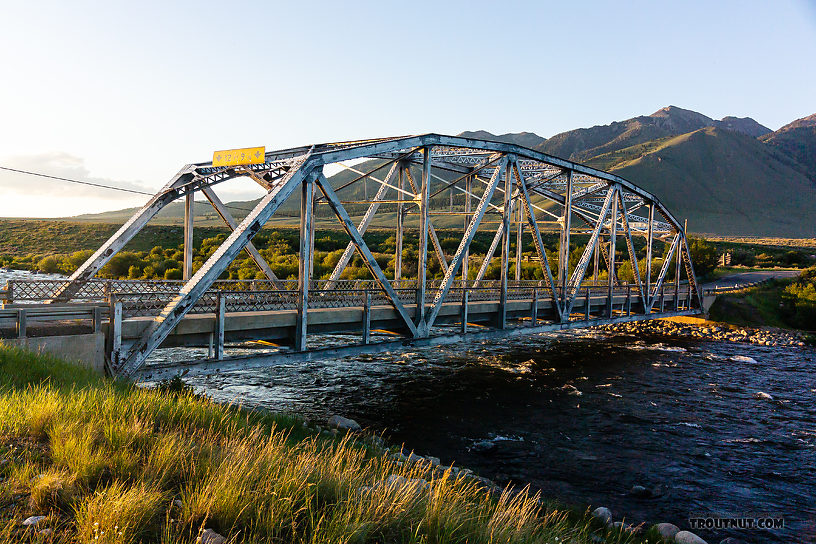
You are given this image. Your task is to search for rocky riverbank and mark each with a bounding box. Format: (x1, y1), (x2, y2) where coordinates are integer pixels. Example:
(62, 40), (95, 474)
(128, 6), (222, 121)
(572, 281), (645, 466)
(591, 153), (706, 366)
(601, 318), (809, 347)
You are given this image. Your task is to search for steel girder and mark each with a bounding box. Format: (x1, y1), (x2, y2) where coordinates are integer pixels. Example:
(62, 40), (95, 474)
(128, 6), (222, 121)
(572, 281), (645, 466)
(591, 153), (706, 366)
(58, 134), (700, 377)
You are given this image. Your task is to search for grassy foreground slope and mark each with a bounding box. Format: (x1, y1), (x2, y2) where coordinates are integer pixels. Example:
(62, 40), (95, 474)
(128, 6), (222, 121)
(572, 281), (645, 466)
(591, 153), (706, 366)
(0, 346), (646, 544)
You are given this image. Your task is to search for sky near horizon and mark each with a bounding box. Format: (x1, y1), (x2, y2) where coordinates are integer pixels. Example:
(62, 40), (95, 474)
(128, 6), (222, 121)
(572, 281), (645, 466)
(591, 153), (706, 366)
(1, 0), (815, 217)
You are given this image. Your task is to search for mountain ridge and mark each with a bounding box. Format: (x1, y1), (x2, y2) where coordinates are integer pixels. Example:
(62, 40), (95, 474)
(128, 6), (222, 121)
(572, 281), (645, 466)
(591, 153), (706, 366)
(69, 106), (814, 238)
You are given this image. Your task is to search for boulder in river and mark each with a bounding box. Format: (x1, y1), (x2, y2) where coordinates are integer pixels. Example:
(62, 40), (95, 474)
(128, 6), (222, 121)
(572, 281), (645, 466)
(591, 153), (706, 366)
(654, 522), (680, 539)
(591, 506), (612, 524)
(198, 529), (226, 544)
(630, 484), (651, 498)
(675, 530), (708, 544)
(470, 439), (498, 453)
(327, 415), (361, 431)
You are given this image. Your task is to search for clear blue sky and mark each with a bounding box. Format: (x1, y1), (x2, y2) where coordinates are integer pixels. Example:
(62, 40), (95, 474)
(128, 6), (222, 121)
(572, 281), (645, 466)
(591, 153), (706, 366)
(1, 0), (814, 216)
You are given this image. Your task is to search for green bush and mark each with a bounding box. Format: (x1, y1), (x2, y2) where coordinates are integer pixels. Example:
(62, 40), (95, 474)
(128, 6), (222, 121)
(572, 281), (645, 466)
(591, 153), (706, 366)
(782, 267), (816, 330)
(164, 268), (183, 280)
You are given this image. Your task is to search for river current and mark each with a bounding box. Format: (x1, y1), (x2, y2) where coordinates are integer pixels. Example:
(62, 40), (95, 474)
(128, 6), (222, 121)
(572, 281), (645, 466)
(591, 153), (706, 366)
(158, 330), (816, 543)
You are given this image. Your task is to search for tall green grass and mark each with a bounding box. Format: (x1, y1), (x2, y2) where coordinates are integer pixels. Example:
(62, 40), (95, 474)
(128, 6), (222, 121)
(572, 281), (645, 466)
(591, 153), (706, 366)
(0, 344), (645, 543)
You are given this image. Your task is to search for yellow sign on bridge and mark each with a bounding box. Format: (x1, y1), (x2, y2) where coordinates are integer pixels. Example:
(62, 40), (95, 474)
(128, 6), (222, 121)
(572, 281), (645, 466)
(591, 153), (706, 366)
(212, 146), (266, 167)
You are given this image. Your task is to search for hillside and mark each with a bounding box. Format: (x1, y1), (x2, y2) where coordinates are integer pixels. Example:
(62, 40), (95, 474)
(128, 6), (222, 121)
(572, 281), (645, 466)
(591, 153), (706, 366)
(607, 127), (815, 236)
(458, 130), (547, 149)
(760, 113), (816, 180)
(463, 108), (811, 237)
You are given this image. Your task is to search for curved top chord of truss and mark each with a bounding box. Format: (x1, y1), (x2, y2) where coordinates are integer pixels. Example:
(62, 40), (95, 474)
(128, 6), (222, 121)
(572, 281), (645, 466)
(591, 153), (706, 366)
(186, 134), (682, 236)
(45, 133), (701, 378)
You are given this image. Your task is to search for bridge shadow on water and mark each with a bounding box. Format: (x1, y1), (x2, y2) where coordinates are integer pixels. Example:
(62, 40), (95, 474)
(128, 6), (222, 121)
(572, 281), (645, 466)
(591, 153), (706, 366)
(161, 330), (815, 543)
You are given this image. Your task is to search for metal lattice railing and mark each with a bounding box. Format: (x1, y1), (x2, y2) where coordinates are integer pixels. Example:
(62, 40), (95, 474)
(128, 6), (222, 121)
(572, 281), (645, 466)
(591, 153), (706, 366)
(4, 278), (692, 320)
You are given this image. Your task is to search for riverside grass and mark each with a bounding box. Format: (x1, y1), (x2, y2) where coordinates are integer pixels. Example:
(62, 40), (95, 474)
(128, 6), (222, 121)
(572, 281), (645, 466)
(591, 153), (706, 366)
(0, 346), (647, 544)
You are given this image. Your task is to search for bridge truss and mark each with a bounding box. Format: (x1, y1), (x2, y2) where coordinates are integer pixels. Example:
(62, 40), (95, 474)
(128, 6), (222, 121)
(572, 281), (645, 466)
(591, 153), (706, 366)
(46, 134), (702, 378)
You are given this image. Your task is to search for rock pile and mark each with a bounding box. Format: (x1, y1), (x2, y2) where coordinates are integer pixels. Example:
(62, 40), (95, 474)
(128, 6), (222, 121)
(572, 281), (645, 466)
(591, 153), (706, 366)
(602, 320), (807, 347)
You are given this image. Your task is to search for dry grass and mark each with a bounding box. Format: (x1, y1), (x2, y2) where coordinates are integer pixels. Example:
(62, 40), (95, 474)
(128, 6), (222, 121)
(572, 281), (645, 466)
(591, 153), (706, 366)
(0, 344), (645, 543)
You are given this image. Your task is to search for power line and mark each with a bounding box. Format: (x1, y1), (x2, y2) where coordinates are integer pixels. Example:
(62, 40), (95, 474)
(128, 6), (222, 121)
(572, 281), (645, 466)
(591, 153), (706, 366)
(0, 165), (256, 214)
(0, 165), (153, 195)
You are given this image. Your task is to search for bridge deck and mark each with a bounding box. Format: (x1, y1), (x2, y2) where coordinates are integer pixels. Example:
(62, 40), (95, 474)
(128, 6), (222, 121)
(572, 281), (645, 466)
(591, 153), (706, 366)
(2, 277), (696, 380)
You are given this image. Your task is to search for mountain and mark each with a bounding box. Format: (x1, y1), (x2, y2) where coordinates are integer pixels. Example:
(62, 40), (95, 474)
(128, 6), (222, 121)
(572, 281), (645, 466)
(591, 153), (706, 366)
(716, 116), (772, 138)
(457, 130), (547, 149)
(600, 127), (815, 236)
(535, 106), (772, 162)
(464, 108), (811, 237)
(760, 113), (816, 180)
(534, 106), (714, 161)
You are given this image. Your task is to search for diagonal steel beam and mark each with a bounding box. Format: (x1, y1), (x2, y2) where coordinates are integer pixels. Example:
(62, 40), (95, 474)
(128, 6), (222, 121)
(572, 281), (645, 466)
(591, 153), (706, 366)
(473, 210), (508, 286)
(201, 186), (282, 286)
(315, 173), (418, 338)
(513, 160), (561, 321)
(563, 186), (617, 317)
(646, 233), (680, 312)
(424, 157), (507, 332)
(617, 190), (645, 307)
(115, 155), (315, 377)
(324, 162), (400, 288)
(680, 234), (703, 310)
(49, 165), (197, 302)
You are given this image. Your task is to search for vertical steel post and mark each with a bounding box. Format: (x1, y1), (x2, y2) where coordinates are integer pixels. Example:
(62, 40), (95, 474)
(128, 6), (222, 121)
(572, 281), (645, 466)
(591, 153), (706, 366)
(626, 285), (632, 316)
(462, 173), (472, 283)
(461, 289), (469, 334)
(498, 163), (512, 328)
(646, 203), (654, 300)
(515, 201), (524, 281)
(295, 173), (314, 351)
(362, 290), (371, 345)
(675, 238), (682, 310)
(606, 191), (618, 317)
(606, 189), (618, 318)
(183, 191), (195, 280)
(593, 237), (600, 285)
(660, 283), (665, 312)
(560, 170), (573, 302)
(395, 165), (404, 281)
(531, 288), (538, 326)
(16, 309), (26, 339)
(310, 195), (317, 278)
(416, 150), (431, 327)
(214, 293), (225, 360)
(585, 287), (591, 320)
(111, 302), (122, 367)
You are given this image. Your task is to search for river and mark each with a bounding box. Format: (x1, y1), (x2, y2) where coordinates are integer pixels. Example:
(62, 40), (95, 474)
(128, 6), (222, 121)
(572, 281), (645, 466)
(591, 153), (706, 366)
(156, 331), (815, 543)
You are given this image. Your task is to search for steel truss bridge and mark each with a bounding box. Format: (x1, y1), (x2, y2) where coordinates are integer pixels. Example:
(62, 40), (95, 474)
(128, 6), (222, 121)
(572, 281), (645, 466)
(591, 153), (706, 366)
(6, 134), (702, 379)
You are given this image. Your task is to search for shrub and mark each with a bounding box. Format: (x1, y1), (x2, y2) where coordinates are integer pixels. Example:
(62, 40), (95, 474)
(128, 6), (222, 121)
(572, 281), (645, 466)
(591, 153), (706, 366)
(164, 268), (183, 280)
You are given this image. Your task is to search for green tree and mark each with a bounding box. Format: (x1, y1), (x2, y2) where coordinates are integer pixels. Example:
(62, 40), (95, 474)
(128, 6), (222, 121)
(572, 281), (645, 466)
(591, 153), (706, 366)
(688, 238), (718, 278)
(164, 268), (182, 280)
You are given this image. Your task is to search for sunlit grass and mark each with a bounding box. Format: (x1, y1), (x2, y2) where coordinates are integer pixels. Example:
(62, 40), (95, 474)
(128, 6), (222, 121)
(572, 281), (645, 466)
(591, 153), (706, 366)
(0, 343), (645, 543)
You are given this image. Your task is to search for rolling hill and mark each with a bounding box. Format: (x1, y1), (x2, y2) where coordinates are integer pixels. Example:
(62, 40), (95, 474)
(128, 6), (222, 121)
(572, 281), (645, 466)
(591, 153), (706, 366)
(760, 113), (816, 180)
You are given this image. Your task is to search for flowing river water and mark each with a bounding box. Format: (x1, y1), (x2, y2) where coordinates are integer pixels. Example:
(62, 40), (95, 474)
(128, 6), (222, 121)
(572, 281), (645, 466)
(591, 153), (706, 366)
(3, 269), (813, 542)
(150, 330), (816, 543)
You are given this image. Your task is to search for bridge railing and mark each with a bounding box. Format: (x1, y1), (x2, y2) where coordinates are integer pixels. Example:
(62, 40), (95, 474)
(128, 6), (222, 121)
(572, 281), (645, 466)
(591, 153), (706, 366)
(3, 278), (696, 321)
